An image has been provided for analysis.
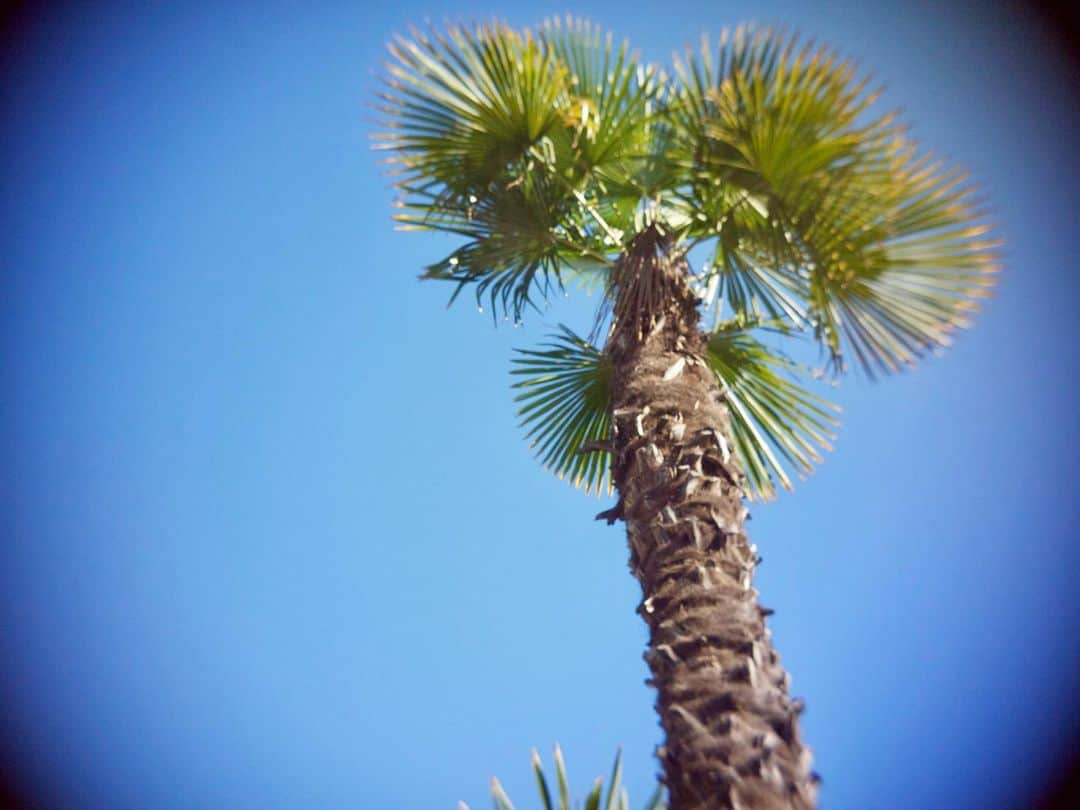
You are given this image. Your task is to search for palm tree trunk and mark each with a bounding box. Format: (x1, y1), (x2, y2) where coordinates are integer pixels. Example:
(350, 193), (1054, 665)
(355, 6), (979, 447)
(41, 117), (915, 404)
(603, 227), (818, 810)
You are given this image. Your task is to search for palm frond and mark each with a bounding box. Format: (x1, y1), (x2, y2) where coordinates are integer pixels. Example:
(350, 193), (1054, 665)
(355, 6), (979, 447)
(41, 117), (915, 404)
(539, 18), (674, 218)
(512, 327), (612, 496)
(668, 26), (879, 327)
(377, 23), (582, 320)
(402, 173), (578, 320)
(376, 22), (569, 195)
(670, 26), (998, 374)
(796, 144), (999, 376)
(706, 318), (841, 500)
(478, 747), (665, 810)
(377, 20), (677, 320)
(514, 320), (839, 500)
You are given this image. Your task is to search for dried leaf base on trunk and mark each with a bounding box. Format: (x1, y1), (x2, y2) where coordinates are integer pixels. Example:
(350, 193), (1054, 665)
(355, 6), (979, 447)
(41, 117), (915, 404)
(604, 229), (819, 810)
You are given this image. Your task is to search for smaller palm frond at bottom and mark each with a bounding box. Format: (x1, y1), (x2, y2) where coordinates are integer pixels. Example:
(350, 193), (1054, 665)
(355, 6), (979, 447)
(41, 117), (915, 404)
(512, 326), (613, 496)
(458, 745), (666, 810)
(706, 319), (841, 500)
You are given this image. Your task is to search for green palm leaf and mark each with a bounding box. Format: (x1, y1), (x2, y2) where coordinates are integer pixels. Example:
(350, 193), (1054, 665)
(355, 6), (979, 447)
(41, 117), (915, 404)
(490, 777), (516, 810)
(408, 173), (576, 319)
(531, 748), (557, 810)
(477, 747), (665, 810)
(705, 319), (841, 500)
(603, 747), (624, 810)
(553, 744), (572, 810)
(512, 327), (613, 496)
(515, 322), (838, 500)
(377, 20), (672, 320)
(376, 23), (581, 319)
(376, 22), (569, 196)
(670, 26), (998, 374)
(797, 146), (999, 376)
(539, 18), (673, 230)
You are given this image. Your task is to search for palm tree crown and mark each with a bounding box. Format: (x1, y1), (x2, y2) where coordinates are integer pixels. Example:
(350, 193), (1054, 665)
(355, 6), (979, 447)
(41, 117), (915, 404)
(375, 18), (998, 809)
(375, 18), (996, 499)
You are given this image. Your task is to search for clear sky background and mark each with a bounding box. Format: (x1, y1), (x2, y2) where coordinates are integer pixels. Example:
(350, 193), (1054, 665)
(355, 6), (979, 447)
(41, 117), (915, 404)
(1, 1), (1077, 808)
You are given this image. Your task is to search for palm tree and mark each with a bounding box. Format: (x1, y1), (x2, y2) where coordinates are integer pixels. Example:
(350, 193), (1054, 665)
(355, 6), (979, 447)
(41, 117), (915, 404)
(375, 19), (997, 810)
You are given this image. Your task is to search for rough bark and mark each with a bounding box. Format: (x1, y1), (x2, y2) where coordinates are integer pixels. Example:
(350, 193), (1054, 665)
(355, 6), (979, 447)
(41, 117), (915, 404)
(603, 227), (818, 810)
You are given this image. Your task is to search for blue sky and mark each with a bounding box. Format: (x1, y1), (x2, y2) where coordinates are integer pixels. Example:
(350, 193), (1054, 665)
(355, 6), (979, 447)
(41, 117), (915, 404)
(1, 1), (1077, 807)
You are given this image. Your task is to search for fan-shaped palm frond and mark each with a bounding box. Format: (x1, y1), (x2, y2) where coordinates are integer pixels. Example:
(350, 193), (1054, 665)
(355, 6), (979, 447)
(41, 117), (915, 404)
(512, 327), (612, 495)
(377, 20), (673, 320)
(706, 319), (841, 500)
(410, 171), (578, 319)
(796, 146), (999, 376)
(479, 746), (666, 810)
(670, 26), (998, 375)
(376, 23), (580, 319)
(514, 321), (838, 500)
(375, 17), (686, 319)
(539, 18), (673, 230)
(376, 22), (569, 196)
